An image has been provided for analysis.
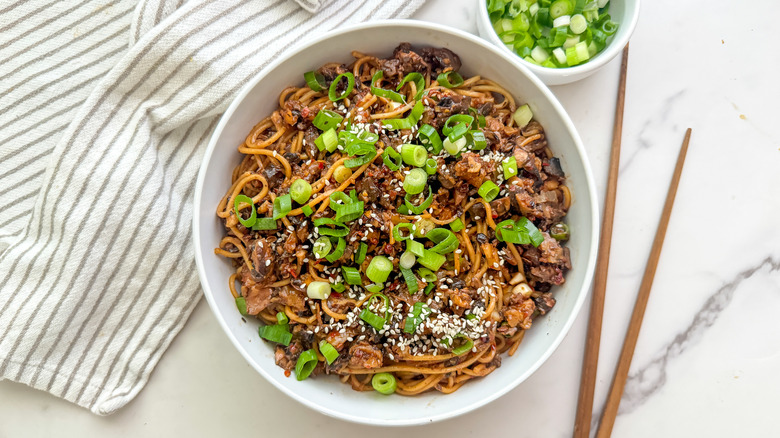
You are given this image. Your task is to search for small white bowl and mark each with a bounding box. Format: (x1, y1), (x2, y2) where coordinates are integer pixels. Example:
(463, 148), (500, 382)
(476, 0), (640, 85)
(193, 20), (599, 426)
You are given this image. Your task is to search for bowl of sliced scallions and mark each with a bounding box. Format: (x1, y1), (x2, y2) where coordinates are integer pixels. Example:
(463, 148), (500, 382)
(477, 0), (640, 85)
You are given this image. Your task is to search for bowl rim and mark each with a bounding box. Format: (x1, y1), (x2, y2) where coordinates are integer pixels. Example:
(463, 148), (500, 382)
(476, 0), (641, 79)
(193, 19), (600, 426)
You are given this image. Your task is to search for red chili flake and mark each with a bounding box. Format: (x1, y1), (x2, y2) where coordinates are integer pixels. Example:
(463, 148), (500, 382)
(288, 268), (298, 279)
(318, 162), (325, 169)
(383, 243), (394, 253)
(492, 213), (498, 219)
(331, 292), (342, 298)
(284, 370), (291, 377)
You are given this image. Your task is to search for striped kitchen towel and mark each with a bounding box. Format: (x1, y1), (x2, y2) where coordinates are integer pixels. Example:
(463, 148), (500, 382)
(0, 0), (423, 415)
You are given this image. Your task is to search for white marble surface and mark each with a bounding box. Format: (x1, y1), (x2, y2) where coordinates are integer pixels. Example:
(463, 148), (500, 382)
(2, 0), (779, 436)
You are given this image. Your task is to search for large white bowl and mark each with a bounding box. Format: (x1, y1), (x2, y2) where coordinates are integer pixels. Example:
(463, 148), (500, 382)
(193, 20), (599, 426)
(476, 0), (640, 85)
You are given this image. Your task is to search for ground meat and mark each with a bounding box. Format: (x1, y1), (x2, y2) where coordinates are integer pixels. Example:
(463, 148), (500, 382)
(326, 326), (359, 351)
(277, 286), (307, 312)
(348, 341), (384, 369)
(244, 286), (272, 315)
(356, 174), (383, 203)
(378, 42), (431, 78)
(454, 152), (494, 188)
(538, 233), (569, 266)
(274, 342), (304, 370)
(317, 63), (346, 81)
(529, 265), (565, 285)
(427, 93), (471, 129)
(502, 295), (536, 329)
(490, 197), (511, 217)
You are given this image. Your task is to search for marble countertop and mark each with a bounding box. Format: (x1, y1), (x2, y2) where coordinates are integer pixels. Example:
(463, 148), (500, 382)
(2, 0), (779, 436)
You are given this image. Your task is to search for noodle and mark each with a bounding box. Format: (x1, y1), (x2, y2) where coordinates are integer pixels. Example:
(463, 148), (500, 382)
(215, 45), (572, 395)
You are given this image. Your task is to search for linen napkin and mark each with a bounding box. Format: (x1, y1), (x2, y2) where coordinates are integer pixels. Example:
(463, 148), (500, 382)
(0, 0), (423, 415)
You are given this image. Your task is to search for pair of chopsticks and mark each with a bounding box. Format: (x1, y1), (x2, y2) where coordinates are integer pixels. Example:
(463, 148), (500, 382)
(573, 45), (693, 438)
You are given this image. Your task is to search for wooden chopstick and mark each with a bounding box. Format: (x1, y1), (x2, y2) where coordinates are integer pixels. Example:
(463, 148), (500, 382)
(572, 44), (630, 438)
(595, 128), (692, 437)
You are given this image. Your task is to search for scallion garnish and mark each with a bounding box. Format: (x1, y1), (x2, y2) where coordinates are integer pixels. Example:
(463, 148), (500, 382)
(403, 302), (431, 334)
(382, 147), (403, 171)
(401, 144), (428, 168)
(319, 340), (339, 364)
(272, 194), (292, 220)
(424, 158), (438, 175)
(303, 70), (327, 91)
(517, 217), (545, 247)
(418, 124), (443, 154)
(313, 236), (332, 259)
(342, 266), (363, 285)
(417, 248), (446, 271)
(312, 110), (343, 131)
(328, 72), (354, 102)
(417, 267), (437, 283)
(478, 180), (500, 202)
(370, 70), (405, 103)
(426, 228), (459, 254)
(233, 194), (256, 228)
(550, 222), (570, 240)
(403, 168), (428, 195)
(404, 186), (434, 215)
(313, 217), (349, 237)
(382, 101), (424, 130)
(325, 237), (346, 262)
(451, 334), (474, 355)
(436, 71), (464, 88)
(393, 223), (414, 242)
(235, 296), (248, 315)
(407, 239), (425, 258)
(423, 282), (435, 295)
(252, 217), (277, 231)
(290, 179), (312, 204)
(306, 281), (332, 300)
(258, 323), (292, 346)
(331, 282), (346, 293)
(366, 256), (393, 283)
(355, 242), (368, 265)
(295, 349), (318, 380)
(301, 204), (313, 217)
(400, 267), (419, 293)
(502, 156), (518, 179)
(371, 372), (397, 394)
(397, 72), (425, 100)
(449, 217), (464, 232)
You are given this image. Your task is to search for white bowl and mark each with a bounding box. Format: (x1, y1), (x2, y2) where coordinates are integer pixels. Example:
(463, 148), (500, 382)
(193, 20), (599, 426)
(476, 0), (640, 85)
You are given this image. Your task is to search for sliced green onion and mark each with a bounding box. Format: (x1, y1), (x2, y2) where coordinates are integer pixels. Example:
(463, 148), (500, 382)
(252, 217), (277, 231)
(233, 194), (256, 228)
(478, 180), (500, 202)
(413, 218), (435, 238)
(366, 256), (393, 283)
(443, 115), (475, 136)
(276, 311), (289, 325)
(417, 248), (446, 271)
(371, 70), (405, 103)
(436, 71), (464, 88)
(272, 194), (292, 220)
(407, 239), (425, 257)
(495, 219), (530, 245)
(570, 14), (587, 34)
(328, 72), (354, 102)
(313, 110), (343, 131)
(403, 168), (428, 195)
(399, 251), (417, 270)
(424, 158), (438, 175)
(418, 124), (442, 154)
(393, 223), (414, 241)
(314, 217), (349, 237)
(601, 19), (618, 36)
(417, 267), (437, 283)
(513, 104), (533, 128)
(502, 156), (518, 179)
(333, 165), (352, 183)
(550, 0), (573, 19)
(334, 200), (364, 223)
(449, 218), (464, 232)
(325, 237), (346, 262)
(360, 308), (386, 331)
(290, 179), (312, 204)
(258, 324), (292, 346)
(401, 144), (428, 167)
(382, 147), (403, 171)
(304, 71), (327, 91)
(342, 266), (363, 285)
(397, 72), (425, 100)
(344, 142), (377, 168)
(306, 281), (332, 300)
(295, 349), (318, 381)
(400, 267), (419, 293)
(315, 128), (338, 152)
(468, 130), (487, 150)
(404, 186), (434, 215)
(382, 101), (424, 130)
(427, 228), (459, 254)
(403, 302), (431, 334)
(372, 372), (397, 394)
(301, 205), (314, 217)
(331, 282), (346, 293)
(517, 217), (545, 247)
(423, 282), (435, 295)
(451, 334), (474, 355)
(356, 242), (368, 265)
(235, 296), (248, 315)
(550, 222), (570, 240)
(442, 136), (467, 156)
(364, 282), (384, 293)
(319, 341), (339, 364)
